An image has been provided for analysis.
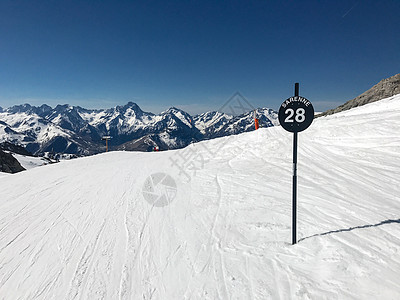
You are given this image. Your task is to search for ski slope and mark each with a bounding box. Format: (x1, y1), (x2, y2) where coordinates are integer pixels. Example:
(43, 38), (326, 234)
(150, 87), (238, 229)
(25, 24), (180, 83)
(0, 95), (400, 299)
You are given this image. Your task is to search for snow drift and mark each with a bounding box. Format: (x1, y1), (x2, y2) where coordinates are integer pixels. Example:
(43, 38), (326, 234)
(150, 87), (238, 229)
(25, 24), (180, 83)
(0, 95), (400, 299)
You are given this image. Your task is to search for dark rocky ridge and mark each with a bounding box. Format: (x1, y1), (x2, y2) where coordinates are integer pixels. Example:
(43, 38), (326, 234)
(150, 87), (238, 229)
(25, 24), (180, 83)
(0, 141), (33, 156)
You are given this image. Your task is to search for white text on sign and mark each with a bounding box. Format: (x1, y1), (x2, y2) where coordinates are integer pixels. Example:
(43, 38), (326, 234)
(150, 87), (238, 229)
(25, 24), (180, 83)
(281, 96), (311, 108)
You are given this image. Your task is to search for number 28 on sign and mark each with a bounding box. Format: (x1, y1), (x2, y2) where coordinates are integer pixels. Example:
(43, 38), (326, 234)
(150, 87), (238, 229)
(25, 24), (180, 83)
(278, 96), (314, 133)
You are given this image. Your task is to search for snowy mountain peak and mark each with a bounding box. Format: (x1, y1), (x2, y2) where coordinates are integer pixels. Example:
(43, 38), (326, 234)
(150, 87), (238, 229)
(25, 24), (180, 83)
(161, 106), (188, 115)
(115, 102), (144, 113)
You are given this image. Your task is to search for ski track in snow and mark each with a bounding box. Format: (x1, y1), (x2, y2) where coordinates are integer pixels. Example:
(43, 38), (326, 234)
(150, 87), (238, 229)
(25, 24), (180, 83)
(0, 95), (400, 299)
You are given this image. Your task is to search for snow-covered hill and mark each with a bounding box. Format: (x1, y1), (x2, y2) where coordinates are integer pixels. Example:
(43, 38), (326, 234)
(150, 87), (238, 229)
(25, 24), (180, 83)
(0, 95), (399, 299)
(0, 103), (277, 155)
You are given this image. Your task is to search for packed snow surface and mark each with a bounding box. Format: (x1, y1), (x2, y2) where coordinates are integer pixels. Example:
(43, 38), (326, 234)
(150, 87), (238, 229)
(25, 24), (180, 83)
(1, 95), (400, 299)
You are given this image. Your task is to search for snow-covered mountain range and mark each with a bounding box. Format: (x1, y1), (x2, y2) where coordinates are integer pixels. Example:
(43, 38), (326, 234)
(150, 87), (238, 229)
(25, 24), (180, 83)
(0, 102), (278, 155)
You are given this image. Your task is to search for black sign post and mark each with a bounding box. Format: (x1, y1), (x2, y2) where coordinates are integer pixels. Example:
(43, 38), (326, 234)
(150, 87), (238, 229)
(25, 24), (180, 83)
(278, 83), (314, 245)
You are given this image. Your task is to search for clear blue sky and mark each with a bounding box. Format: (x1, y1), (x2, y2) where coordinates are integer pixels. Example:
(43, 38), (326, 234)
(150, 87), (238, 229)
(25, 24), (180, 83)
(0, 0), (399, 114)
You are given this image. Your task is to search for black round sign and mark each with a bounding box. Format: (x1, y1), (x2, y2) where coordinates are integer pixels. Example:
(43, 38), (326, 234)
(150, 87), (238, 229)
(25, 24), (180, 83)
(278, 96), (314, 133)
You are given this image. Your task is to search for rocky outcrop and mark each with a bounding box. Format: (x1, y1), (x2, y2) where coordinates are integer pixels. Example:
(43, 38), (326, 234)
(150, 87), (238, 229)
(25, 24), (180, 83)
(319, 73), (400, 116)
(0, 150), (25, 173)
